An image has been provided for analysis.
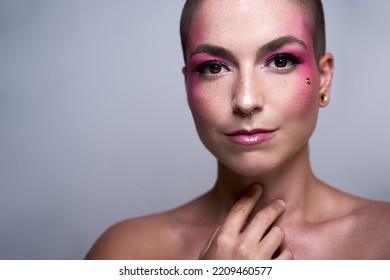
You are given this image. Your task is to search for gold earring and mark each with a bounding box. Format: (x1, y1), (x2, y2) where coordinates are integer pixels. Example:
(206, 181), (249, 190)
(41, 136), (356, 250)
(320, 93), (328, 105)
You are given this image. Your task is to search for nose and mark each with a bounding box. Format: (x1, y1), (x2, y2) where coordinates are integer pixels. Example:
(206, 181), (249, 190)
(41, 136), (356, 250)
(232, 70), (263, 117)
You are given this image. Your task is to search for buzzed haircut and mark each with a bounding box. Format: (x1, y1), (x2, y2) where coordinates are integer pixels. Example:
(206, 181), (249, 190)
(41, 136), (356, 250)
(179, 0), (326, 64)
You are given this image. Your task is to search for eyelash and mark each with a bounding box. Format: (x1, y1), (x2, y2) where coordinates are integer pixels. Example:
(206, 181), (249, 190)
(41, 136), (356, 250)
(193, 53), (303, 78)
(194, 60), (232, 78)
(263, 53), (304, 73)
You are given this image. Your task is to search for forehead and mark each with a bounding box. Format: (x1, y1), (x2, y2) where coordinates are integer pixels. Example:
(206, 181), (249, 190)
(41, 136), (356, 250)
(187, 0), (312, 53)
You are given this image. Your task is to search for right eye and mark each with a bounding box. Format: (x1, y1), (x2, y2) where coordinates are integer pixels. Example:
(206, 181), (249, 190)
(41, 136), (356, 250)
(196, 60), (231, 77)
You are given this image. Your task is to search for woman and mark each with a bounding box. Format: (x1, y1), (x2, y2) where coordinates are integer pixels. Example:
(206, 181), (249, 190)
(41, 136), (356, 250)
(86, 0), (390, 259)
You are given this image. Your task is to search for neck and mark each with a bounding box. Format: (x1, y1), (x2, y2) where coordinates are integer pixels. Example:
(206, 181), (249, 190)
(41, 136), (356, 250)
(211, 144), (320, 224)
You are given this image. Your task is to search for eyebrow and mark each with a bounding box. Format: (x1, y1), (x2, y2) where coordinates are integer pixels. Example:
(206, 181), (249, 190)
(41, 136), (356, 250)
(190, 44), (238, 64)
(189, 36), (307, 63)
(258, 36), (307, 57)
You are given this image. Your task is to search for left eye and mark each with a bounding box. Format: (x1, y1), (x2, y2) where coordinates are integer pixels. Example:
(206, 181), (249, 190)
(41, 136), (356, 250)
(265, 53), (303, 72)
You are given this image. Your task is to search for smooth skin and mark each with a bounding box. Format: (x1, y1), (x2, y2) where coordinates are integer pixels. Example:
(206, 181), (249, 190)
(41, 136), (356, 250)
(86, 0), (390, 260)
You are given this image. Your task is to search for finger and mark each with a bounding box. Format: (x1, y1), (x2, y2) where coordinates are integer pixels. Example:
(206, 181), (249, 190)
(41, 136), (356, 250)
(199, 226), (221, 259)
(256, 226), (285, 259)
(221, 184), (263, 235)
(243, 199), (286, 240)
(274, 246), (294, 260)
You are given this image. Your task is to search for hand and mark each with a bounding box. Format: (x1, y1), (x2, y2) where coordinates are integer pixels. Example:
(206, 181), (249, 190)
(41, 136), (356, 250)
(199, 184), (293, 259)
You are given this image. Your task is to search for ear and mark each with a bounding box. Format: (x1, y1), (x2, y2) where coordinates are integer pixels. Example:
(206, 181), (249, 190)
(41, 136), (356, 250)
(318, 53), (334, 107)
(182, 66), (187, 83)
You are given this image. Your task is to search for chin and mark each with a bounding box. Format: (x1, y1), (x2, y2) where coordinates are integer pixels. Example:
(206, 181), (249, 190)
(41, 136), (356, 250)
(232, 165), (274, 178)
(221, 156), (279, 178)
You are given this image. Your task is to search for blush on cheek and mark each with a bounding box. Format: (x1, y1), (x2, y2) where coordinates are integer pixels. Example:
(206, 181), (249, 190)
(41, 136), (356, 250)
(296, 85), (317, 115)
(186, 74), (205, 113)
(186, 74), (207, 114)
(185, 58), (201, 87)
(300, 75), (317, 101)
(293, 65), (319, 113)
(187, 91), (203, 113)
(278, 74), (318, 119)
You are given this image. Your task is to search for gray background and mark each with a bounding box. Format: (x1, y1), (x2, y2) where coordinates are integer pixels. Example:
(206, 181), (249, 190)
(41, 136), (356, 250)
(0, 0), (389, 259)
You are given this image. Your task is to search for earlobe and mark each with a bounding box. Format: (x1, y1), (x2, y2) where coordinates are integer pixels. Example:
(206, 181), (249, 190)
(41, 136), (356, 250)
(318, 53), (334, 107)
(319, 92), (329, 107)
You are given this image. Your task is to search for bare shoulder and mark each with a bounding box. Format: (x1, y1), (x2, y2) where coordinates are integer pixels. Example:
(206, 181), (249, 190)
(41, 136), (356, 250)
(85, 212), (185, 260)
(355, 199), (390, 231)
(352, 199), (390, 258)
(85, 193), (215, 260)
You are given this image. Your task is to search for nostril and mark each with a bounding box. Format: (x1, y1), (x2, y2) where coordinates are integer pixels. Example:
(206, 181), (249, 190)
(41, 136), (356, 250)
(250, 107), (260, 115)
(232, 102), (261, 117)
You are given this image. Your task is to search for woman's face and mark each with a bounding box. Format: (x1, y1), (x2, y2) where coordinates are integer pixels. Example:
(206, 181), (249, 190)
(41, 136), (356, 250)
(184, 0), (330, 176)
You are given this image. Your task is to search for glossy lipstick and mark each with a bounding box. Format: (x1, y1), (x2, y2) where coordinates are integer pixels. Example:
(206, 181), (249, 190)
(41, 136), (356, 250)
(225, 129), (276, 145)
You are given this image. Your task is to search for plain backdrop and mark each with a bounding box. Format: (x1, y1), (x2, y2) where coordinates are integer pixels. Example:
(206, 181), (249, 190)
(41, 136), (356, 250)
(0, 0), (389, 259)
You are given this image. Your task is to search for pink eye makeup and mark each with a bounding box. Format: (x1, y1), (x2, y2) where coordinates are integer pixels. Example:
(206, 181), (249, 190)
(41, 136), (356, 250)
(262, 52), (304, 73)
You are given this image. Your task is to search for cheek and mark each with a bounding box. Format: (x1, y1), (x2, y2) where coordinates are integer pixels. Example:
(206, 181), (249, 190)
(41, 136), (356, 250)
(186, 75), (229, 125)
(275, 68), (319, 120)
(287, 84), (317, 118)
(186, 76), (210, 122)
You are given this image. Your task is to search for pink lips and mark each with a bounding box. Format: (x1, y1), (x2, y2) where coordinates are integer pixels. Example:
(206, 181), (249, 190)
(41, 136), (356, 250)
(225, 129), (276, 145)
